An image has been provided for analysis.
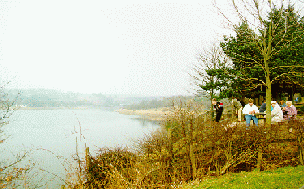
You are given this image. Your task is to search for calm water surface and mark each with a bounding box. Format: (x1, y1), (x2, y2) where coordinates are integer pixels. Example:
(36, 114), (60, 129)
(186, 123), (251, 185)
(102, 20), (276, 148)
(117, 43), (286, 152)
(1, 109), (160, 188)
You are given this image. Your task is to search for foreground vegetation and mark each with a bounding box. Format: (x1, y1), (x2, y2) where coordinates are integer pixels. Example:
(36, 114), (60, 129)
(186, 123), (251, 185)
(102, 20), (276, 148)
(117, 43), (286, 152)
(184, 165), (304, 189)
(65, 100), (304, 188)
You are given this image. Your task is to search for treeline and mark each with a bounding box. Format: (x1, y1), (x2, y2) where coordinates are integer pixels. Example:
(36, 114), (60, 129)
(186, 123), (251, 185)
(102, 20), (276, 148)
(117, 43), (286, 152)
(7, 89), (173, 108)
(122, 95), (197, 110)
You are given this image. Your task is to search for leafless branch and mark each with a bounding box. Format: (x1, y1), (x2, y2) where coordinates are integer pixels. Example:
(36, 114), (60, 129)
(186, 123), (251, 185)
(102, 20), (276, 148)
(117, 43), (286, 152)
(213, 0), (236, 29)
(1, 152), (28, 171)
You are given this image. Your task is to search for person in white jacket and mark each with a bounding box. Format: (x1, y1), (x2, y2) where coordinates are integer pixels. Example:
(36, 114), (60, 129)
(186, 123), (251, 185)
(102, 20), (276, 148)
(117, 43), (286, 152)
(242, 99), (259, 129)
(271, 101), (283, 122)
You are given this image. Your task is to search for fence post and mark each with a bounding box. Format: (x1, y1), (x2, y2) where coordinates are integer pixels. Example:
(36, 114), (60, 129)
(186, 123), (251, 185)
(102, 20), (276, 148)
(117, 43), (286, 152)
(167, 127), (173, 183)
(298, 135), (304, 165)
(257, 146), (263, 171)
(189, 143), (197, 179)
(85, 147), (91, 167)
(85, 147), (91, 181)
(238, 107), (243, 122)
(204, 112), (208, 122)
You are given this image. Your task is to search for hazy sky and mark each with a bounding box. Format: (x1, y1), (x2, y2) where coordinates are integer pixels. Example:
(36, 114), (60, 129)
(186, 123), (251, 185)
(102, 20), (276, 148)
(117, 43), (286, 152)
(0, 0), (302, 96)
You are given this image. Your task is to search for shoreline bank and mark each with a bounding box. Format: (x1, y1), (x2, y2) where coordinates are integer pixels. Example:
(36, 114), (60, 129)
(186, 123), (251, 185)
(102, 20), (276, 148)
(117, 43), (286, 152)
(117, 108), (171, 121)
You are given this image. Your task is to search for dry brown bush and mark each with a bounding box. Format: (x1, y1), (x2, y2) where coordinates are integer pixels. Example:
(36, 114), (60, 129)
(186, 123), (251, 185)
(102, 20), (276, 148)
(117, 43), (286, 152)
(70, 103), (304, 188)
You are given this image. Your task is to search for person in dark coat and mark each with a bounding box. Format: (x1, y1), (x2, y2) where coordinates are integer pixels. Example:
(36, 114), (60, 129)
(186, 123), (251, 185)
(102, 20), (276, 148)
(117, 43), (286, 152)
(259, 100), (266, 113)
(212, 98), (223, 122)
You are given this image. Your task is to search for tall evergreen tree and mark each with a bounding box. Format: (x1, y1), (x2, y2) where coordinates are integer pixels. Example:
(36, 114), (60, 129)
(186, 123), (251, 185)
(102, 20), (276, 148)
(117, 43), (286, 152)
(220, 21), (264, 98)
(267, 5), (304, 98)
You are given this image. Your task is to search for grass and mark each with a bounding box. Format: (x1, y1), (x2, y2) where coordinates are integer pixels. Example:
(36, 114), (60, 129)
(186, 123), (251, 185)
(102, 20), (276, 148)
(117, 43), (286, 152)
(183, 166), (304, 189)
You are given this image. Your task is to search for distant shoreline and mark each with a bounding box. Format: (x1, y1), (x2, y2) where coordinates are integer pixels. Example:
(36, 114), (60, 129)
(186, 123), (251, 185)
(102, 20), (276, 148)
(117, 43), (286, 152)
(117, 108), (171, 122)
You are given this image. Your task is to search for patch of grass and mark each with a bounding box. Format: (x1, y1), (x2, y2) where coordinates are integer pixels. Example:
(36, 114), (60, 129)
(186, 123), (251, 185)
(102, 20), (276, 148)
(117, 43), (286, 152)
(184, 166), (304, 189)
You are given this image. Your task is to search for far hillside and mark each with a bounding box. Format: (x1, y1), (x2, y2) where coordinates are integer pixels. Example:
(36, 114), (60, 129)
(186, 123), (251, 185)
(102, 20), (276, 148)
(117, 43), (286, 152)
(5, 88), (179, 109)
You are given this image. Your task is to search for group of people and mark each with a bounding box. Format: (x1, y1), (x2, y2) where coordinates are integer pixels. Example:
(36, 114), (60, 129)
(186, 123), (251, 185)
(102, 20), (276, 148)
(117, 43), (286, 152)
(212, 98), (298, 128)
(243, 99), (297, 128)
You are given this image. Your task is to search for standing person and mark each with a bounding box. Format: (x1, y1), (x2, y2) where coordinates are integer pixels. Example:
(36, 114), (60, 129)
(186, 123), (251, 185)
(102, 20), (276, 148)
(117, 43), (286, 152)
(271, 101), (283, 122)
(282, 101), (297, 120)
(239, 98), (246, 122)
(236, 97), (244, 122)
(212, 98), (223, 122)
(242, 99), (259, 129)
(232, 97), (242, 120)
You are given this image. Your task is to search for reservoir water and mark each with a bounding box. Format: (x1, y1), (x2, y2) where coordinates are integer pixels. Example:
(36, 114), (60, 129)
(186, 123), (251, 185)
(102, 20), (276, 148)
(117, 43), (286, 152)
(1, 109), (160, 188)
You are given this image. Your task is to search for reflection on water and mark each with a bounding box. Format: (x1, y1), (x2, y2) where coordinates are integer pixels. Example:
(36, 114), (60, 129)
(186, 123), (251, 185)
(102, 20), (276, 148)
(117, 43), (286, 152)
(1, 109), (160, 188)
(131, 116), (162, 127)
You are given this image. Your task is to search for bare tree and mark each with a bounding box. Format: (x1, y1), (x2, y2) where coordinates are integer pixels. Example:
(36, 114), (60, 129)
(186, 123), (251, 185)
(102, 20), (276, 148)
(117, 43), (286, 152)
(0, 83), (20, 142)
(0, 82), (24, 188)
(190, 44), (232, 120)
